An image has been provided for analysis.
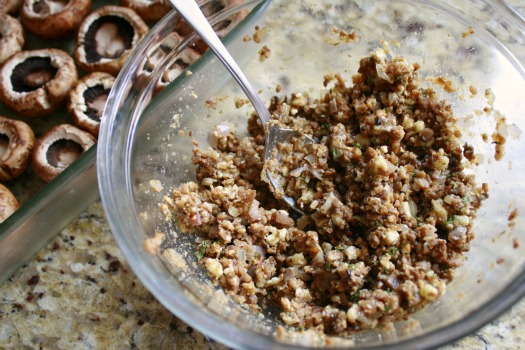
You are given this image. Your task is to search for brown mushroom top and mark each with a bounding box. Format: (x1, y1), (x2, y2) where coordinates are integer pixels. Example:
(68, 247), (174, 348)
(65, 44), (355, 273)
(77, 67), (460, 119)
(0, 115), (36, 181)
(0, 183), (19, 223)
(74, 5), (149, 76)
(0, 0), (23, 15)
(0, 13), (24, 65)
(0, 48), (78, 117)
(119, 0), (171, 23)
(68, 71), (115, 136)
(32, 124), (96, 183)
(21, 0), (92, 39)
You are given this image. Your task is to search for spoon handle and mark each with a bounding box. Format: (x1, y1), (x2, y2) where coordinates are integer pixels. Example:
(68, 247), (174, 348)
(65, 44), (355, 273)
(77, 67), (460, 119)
(168, 0), (272, 126)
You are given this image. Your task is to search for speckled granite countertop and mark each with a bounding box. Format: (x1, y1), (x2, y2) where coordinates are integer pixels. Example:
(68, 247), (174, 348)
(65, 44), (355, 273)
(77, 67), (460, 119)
(1, 1), (525, 349)
(1, 201), (524, 350)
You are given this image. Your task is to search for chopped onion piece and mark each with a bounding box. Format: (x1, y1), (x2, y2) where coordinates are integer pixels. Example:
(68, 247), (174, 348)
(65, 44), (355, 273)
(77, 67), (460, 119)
(289, 166), (308, 177)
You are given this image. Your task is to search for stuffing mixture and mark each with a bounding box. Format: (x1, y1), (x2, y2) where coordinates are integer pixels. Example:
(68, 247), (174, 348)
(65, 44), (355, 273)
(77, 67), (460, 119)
(162, 51), (488, 335)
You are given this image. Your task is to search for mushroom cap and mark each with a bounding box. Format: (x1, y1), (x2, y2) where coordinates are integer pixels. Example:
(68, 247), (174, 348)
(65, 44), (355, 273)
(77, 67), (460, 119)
(67, 71), (115, 136)
(154, 37), (201, 93)
(32, 123), (96, 183)
(173, 1), (248, 54)
(0, 183), (19, 223)
(0, 48), (78, 117)
(21, 0), (92, 40)
(0, 115), (36, 181)
(74, 5), (149, 76)
(0, 13), (24, 65)
(0, 0), (23, 15)
(119, 0), (172, 23)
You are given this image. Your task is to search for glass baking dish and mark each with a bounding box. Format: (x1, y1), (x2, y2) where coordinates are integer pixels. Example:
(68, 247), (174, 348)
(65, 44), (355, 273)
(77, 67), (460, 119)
(0, 0), (250, 283)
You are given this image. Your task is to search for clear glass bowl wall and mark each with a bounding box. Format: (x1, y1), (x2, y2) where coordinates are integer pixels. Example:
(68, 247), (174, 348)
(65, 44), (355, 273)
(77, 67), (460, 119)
(98, 0), (525, 349)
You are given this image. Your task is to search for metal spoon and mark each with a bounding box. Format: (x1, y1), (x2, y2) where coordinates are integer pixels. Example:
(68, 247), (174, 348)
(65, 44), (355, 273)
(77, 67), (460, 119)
(168, 0), (314, 214)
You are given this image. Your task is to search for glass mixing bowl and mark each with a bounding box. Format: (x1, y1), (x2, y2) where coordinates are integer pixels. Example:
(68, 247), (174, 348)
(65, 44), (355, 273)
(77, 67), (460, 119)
(98, 0), (525, 348)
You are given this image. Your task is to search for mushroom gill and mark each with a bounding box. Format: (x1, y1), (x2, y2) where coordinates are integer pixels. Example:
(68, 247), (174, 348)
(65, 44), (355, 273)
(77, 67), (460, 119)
(83, 84), (110, 122)
(85, 16), (134, 61)
(11, 57), (58, 93)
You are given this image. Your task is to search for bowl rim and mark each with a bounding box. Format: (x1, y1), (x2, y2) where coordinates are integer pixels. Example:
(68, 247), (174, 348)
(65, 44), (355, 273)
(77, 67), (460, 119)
(98, 0), (525, 349)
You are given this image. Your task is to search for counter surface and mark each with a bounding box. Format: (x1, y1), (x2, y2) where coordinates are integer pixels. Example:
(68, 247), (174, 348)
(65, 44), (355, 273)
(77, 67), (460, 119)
(1, 1), (524, 348)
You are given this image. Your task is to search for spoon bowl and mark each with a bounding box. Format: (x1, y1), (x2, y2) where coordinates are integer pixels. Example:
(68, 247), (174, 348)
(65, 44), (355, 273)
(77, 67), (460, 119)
(168, 0), (314, 213)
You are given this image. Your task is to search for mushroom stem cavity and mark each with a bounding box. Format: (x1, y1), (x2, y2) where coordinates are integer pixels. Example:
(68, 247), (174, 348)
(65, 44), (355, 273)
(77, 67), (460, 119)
(48, 139), (83, 167)
(85, 86), (110, 121)
(11, 57), (58, 92)
(0, 49), (78, 117)
(89, 16), (133, 60)
(21, 0), (92, 39)
(32, 124), (95, 182)
(67, 71), (115, 136)
(74, 6), (148, 75)
(33, 0), (68, 14)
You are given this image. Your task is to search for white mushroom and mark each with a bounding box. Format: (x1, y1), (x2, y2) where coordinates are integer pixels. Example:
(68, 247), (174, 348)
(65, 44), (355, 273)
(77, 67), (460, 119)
(0, 48), (78, 117)
(0, 0), (23, 15)
(32, 124), (96, 182)
(20, 0), (92, 39)
(74, 5), (149, 76)
(0, 116), (35, 181)
(0, 14), (24, 65)
(0, 183), (19, 223)
(67, 72), (115, 136)
(119, 0), (171, 23)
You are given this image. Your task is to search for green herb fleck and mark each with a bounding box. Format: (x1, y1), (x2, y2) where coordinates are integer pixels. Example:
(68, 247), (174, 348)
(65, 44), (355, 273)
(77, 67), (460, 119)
(195, 240), (210, 260)
(462, 196), (470, 205)
(376, 221), (383, 227)
(335, 245), (345, 251)
(385, 305), (392, 312)
(386, 287), (392, 294)
(371, 137), (379, 146)
(350, 292), (359, 303)
(325, 263), (331, 271)
(322, 122), (330, 129)
(354, 142), (362, 149)
(297, 325), (305, 331)
(294, 129), (301, 136)
(445, 216), (455, 225)
(349, 263), (356, 269)
(416, 216), (424, 226)
(331, 148), (340, 159)
(388, 247), (398, 256)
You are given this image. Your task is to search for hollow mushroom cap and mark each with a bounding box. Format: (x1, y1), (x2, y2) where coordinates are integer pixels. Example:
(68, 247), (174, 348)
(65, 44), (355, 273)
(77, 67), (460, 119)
(74, 5), (149, 76)
(0, 115), (36, 181)
(21, 0), (92, 40)
(0, 183), (19, 223)
(119, 0), (171, 23)
(0, 14), (24, 65)
(173, 0), (248, 54)
(0, 49), (78, 117)
(67, 72), (115, 136)
(32, 124), (96, 183)
(0, 0), (23, 15)
(153, 33), (201, 93)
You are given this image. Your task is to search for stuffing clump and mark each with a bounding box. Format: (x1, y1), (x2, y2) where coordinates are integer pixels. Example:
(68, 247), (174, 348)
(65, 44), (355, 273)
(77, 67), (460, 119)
(165, 51), (487, 336)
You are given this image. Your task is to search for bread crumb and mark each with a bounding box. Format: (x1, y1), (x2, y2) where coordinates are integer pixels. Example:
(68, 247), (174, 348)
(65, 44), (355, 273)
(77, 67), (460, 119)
(462, 26), (474, 38)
